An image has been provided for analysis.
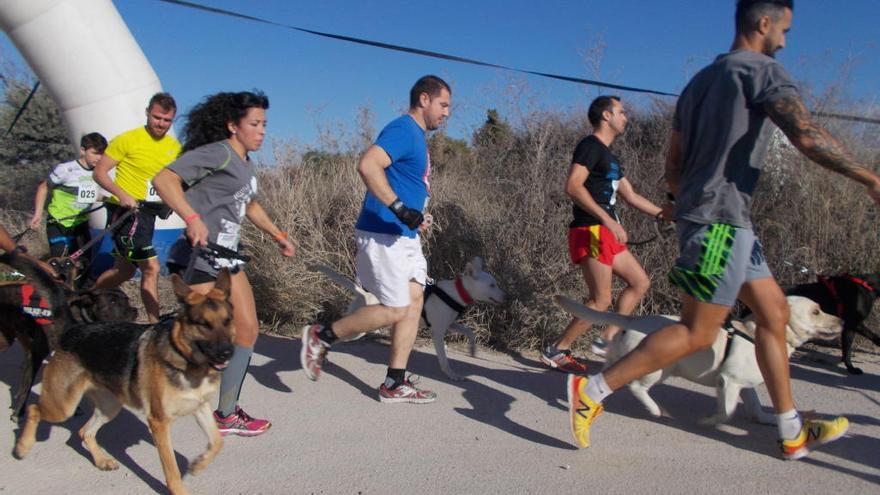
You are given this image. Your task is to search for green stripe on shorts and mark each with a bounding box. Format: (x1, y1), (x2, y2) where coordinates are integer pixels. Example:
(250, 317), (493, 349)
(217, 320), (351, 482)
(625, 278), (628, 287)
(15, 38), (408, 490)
(669, 223), (736, 302)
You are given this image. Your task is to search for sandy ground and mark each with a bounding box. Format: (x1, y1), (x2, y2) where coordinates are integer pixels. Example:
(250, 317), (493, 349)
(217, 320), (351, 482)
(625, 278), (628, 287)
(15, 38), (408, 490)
(0, 334), (877, 494)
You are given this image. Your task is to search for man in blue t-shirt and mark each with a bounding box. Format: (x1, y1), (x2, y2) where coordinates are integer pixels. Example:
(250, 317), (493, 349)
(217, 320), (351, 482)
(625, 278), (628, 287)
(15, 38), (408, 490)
(567, 0), (880, 459)
(301, 75), (451, 403)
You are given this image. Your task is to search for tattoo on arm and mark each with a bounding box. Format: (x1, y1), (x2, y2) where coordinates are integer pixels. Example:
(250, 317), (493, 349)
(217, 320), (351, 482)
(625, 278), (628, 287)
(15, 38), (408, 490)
(765, 96), (875, 186)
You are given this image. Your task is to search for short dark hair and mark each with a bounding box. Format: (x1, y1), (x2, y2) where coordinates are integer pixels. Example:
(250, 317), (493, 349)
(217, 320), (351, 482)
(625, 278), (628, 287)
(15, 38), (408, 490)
(80, 132), (107, 153)
(735, 0), (793, 34)
(587, 95), (621, 127)
(409, 75), (451, 109)
(147, 92), (177, 113)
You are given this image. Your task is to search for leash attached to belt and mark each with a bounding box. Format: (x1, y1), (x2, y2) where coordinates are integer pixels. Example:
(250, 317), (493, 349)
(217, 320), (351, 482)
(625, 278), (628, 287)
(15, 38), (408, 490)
(182, 241), (252, 284)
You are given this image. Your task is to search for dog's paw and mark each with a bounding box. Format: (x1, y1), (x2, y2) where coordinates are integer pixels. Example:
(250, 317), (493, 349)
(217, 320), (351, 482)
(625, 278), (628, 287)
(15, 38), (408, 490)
(446, 372), (465, 382)
(188, 455), (209, 475)
(845, 365), (864, 375)
(94, 457), (120, 471)
(13, 444), (29, 459)
(699, 414), (727, 426)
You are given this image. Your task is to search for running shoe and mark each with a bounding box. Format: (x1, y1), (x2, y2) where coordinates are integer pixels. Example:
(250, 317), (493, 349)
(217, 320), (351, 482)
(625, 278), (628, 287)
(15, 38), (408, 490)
(301, 324), (329, 381)
(591, 336), (608, 357)
(214, 406), (271, 437)
(567, 374), (604, 448)
(540, 348), (588, 373)
(779, 416), (849, 460)
(378, 377), (437, 404)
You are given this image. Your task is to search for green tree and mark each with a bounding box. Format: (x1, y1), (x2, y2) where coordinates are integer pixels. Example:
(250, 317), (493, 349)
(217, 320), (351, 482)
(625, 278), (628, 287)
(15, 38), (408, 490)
(472, 108), (513, 148)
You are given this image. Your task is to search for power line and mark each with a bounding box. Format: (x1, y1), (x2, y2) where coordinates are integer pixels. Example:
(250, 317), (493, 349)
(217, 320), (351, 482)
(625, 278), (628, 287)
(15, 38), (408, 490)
(156, 0), (677, 97)
(155, 0), (880, 127)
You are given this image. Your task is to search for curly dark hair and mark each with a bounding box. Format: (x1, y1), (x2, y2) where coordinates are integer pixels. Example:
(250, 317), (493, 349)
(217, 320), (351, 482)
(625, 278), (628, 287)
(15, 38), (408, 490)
(180, 91), (270, 153)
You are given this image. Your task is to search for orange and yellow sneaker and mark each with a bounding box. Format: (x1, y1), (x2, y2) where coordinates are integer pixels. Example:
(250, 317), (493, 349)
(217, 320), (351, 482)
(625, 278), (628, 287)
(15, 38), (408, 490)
(779, 416), (849, 460)
(567, 374), (603, 448)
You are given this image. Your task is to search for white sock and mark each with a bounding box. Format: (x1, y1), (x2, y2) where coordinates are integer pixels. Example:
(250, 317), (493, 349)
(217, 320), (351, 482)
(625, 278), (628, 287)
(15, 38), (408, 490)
(585, 373), (612, 404)
(777, 409), (802, 440)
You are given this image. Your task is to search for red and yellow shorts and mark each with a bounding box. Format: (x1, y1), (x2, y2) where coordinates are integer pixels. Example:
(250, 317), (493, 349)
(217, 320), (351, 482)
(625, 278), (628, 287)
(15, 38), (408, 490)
(568, 225), (626, 266)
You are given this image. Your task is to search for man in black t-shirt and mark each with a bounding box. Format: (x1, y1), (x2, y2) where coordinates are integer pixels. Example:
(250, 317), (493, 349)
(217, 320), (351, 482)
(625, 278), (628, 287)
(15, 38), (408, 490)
(541, 96), (669, 373)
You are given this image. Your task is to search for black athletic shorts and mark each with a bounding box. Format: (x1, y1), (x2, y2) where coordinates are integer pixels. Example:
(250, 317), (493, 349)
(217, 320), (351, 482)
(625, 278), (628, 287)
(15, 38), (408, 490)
(45, 220), (90, 258)
(106, 203), (157, 263)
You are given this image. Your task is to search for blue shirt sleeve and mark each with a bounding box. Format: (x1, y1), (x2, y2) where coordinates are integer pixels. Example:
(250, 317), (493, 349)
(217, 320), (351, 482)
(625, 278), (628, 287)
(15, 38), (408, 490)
(375, 120), (416, 163)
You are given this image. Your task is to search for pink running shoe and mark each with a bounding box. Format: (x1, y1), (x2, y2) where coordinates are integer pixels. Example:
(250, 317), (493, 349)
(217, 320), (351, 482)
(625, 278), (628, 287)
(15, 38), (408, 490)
(214, 406), (271, 437)
(378, 377), (437, 404)
(300, 324), (329, 381)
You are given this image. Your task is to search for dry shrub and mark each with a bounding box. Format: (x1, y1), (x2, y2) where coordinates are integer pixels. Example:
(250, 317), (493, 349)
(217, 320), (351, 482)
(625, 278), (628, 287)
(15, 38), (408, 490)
(247, 101), (879, 355)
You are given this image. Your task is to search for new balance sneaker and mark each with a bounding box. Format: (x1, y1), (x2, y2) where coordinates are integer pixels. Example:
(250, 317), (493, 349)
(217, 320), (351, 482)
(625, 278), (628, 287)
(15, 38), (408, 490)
(567, 374), (603, 448)
(378, 377), (437, 404)
(540, 348), (588, 373)
(591, 337), (608, 357)
(214, 406), (271, 437)
(779, 416), (849, 460)
(301, 324), (329, 381)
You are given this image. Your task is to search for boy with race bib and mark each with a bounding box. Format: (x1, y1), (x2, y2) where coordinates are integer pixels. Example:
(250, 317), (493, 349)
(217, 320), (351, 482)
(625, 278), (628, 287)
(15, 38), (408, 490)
(29, 132), (108, 258)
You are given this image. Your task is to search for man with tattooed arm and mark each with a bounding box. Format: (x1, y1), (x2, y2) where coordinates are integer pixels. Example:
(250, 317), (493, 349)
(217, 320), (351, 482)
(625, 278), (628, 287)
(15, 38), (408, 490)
(566, 0), (880, 460)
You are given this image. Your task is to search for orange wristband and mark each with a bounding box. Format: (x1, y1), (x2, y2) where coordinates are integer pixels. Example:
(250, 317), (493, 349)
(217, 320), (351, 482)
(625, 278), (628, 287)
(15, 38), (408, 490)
(184, 213), (201, 225)
(273, 231), (288, 242)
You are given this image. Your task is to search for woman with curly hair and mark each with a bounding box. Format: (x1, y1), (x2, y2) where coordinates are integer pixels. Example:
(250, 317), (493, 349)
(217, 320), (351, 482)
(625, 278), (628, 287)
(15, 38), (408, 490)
(152, 91), (295, 436)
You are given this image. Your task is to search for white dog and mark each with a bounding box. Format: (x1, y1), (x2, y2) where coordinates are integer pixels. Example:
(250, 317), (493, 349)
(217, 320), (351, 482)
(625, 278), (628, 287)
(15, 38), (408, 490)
(554, 295), (841, 425)
(311, 257), (505, 380)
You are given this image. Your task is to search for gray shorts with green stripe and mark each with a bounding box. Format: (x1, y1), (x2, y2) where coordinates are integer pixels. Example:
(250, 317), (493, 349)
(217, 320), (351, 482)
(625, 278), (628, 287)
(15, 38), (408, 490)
(668, 221), (772, 307)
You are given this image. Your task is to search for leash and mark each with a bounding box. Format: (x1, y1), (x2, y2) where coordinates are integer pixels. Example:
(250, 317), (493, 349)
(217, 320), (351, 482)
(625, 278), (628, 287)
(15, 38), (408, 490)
(67, 206), (137, 261)
(626, 214), (674, 247)
(183, 242), (251, 284)
(45, 204), (106, 225)
(12, 204), (107, 243)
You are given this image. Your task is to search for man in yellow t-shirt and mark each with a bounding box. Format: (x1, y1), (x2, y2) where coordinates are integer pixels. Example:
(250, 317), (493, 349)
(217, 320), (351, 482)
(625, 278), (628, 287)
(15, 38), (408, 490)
(93, 92), (181, 322)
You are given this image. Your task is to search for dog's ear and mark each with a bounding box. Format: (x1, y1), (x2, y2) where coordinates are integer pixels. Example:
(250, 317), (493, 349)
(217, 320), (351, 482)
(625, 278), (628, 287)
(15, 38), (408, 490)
(213, 268), (232, 298)
(472, 256), (484, 273)
(171, 274), (193, 301)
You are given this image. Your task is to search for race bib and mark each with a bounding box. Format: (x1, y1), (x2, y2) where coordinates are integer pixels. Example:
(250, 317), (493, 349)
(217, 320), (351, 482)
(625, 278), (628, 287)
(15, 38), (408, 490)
(77, 183), (98, 202)
(216, 232), (240, 251)
(145, 184), (161, 202)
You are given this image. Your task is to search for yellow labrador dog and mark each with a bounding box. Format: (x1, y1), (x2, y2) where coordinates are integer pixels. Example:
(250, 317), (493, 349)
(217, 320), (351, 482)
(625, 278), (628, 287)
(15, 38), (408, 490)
(554, 295), (841, 425)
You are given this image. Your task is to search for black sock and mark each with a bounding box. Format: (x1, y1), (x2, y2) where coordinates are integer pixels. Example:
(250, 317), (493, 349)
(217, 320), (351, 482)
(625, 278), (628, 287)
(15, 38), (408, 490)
(318, 325), (338, 346)
(385, 368), (406, 388)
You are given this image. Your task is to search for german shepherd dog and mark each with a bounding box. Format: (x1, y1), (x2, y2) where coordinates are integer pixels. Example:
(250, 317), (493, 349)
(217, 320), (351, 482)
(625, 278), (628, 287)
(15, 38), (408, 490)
(13, 265), (236, 495)
(784, 273), (880, 374)
(0, 252), (138, 419)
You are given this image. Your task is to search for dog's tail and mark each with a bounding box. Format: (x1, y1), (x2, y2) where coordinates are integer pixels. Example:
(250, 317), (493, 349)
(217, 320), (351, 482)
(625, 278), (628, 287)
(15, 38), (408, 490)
(554, 295), (678, 334)
(554, 295), (636, 328)
(0, 251), (73, 327)
(309, 263), (368, 296)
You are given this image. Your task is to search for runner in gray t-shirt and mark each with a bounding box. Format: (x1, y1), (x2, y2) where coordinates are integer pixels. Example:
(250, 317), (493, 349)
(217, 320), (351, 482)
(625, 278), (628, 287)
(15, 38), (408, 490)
(152, 91), (295, 438)
(165, 141), (258, 276)
(566, 0), (880, 460)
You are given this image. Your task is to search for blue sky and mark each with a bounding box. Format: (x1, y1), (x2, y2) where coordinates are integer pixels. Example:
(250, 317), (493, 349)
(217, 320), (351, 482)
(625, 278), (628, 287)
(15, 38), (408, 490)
(2, 0), (878, 154)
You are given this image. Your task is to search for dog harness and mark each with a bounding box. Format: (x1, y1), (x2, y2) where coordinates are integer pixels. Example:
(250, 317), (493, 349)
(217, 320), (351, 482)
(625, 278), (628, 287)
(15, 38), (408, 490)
(720, 324), (755, 366)
(819, 274), (876, 318)
(420, 277), (473, 329)
(19, 283), (53, 326)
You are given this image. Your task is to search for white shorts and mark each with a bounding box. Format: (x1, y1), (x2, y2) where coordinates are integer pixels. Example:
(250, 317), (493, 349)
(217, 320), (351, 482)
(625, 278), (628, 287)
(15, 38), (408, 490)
(355, 229), (427, 307)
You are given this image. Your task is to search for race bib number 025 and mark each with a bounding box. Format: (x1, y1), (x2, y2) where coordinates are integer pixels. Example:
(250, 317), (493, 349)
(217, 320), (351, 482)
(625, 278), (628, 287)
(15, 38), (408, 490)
(77, 183), (98, 202)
